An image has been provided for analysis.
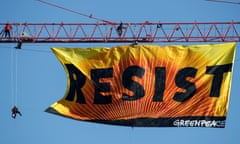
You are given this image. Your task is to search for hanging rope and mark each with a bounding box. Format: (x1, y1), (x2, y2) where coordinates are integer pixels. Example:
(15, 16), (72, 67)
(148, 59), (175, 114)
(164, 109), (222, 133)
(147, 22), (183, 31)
(10, 46), (14, 106)
(15, 48), (19, 105)
(10, 46), (19, 106)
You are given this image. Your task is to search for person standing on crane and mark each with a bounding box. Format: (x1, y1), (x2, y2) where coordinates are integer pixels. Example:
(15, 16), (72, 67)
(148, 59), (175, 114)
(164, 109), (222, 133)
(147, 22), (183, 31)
(117, 22), (126, 37)
(11, 105), (22, 119)
(4, 23), (12, 39)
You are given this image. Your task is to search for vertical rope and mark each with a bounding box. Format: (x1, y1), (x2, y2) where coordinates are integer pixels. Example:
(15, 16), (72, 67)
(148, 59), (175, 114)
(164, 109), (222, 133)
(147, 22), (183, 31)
(10, 47), (14, 106)
(15, 49), (18, 105)
(130, 127), (135, 144)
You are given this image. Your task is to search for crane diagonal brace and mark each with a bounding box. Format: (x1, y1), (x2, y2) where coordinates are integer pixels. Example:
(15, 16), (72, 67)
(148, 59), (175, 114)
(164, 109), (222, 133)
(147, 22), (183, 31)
(0, 22), (239, 43)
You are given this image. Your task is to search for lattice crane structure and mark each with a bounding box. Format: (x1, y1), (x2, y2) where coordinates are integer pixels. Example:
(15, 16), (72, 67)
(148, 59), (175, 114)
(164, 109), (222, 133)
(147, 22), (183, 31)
(0, 21), (239, 43)
(1, 0), (239, 44)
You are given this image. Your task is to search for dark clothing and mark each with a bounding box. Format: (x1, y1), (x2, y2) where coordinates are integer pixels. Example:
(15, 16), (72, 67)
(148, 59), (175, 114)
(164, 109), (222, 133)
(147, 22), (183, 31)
(15, 40), (22, 49)
(11, 106), (22, 119)
(117, 23), (124, 36)
(5, 30), (10, 38)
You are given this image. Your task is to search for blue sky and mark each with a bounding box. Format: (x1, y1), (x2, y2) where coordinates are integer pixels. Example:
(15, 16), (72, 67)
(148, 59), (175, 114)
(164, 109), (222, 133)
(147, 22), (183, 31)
(0, 0), (240, 144)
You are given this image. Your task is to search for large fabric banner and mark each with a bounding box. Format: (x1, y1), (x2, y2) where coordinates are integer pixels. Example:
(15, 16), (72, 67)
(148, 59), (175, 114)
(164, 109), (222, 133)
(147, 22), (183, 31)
(46, 43), (236, 128)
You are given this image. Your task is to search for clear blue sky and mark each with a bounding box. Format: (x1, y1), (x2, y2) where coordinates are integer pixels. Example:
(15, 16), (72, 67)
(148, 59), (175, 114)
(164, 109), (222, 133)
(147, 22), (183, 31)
(0, 0), (239, 144)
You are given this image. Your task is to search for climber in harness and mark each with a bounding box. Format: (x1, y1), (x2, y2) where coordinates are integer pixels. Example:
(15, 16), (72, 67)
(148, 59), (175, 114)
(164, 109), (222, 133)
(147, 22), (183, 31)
(11, 105), (22, 119)
(4, 23), (12, 39)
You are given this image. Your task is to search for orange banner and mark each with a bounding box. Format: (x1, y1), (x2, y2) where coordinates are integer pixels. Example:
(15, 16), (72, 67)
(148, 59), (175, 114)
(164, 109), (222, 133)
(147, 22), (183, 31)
(46, 43), (236, 127)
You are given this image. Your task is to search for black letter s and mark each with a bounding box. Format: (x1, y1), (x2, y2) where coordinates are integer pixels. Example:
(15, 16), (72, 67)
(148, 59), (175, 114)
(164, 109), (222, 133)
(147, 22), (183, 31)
(173, 67), (197, 102)
(122, 66), (145, 101)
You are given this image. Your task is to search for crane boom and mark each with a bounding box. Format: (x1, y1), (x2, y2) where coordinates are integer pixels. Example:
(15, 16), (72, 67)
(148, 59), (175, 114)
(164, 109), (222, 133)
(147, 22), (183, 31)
(206, 0), (240, 5)
(0, 21), (239, 43)
(37, 0), (113, 24)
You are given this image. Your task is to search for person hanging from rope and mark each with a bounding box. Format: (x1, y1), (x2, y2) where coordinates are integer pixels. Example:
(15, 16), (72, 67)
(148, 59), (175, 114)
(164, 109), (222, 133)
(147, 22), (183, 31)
(11, 105), (22, 119)
(4, 23), (12, 39)
(15, 39), (22, 49)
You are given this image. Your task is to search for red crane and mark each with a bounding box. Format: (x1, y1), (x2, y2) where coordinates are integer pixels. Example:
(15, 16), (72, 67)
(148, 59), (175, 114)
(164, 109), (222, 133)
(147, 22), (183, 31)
(0, 21), (239, 43)
(0, 0), (239, 43)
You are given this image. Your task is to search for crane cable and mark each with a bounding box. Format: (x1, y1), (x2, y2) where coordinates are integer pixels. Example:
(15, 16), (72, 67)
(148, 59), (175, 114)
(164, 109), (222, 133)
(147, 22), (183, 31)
(10, 47), (19, 106)
(10, 47), (14, 106)
(15, 49), (19, 105)
(206, 0), (240, 5)
(36, 0), (115, 24)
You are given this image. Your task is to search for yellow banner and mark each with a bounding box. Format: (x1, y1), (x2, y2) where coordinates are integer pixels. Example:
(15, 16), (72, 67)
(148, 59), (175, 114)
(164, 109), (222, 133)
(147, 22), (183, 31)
(46, 43), (236, 127)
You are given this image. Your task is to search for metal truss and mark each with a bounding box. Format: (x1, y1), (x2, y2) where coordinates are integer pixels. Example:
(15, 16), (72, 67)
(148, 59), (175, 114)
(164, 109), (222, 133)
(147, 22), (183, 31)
(0, 21), (239, 43)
